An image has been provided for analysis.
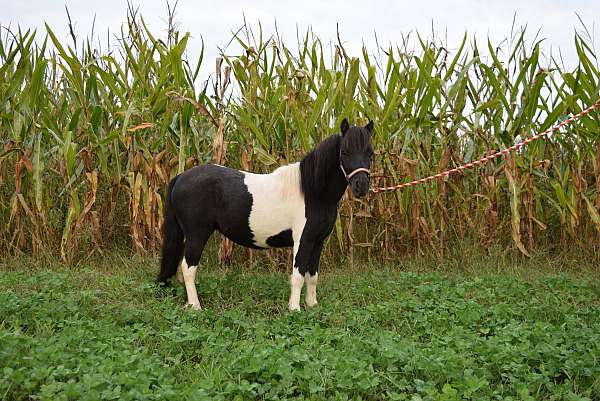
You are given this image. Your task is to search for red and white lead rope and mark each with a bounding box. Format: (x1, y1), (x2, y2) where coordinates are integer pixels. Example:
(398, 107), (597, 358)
(371, 100), (600, 194)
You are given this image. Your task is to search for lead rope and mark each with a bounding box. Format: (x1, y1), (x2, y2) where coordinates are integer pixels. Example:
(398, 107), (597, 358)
(371, 100), (600, 194)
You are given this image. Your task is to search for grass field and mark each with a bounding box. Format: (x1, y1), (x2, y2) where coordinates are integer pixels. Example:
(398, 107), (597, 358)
(1, 255), (600, 401)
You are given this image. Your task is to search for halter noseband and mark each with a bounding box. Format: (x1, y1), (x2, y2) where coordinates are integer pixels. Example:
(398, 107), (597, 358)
(340, 151), (370, 182)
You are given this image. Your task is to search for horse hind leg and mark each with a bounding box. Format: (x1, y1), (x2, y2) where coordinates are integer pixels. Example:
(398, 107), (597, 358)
(175, 239), (186, 284)
(181, 230), (213, 310)
(176, 260), (184, 283)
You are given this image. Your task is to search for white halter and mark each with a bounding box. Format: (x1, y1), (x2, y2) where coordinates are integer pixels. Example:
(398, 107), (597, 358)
(340, 151), (370, 181)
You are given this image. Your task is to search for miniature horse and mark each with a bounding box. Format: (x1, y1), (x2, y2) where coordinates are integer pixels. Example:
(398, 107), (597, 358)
(158, 119), (373, 311)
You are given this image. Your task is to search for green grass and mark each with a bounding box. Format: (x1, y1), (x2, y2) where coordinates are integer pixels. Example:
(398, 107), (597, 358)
(1, 256), (600, 401)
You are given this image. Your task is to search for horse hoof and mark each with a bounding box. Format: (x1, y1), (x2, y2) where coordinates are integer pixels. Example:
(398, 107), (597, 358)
(306, 301), (318, 308)
(185, 303), (202, 311)
(288, 304), (301, 312)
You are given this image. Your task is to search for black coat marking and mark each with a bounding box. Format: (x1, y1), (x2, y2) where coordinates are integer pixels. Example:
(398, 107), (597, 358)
(266, 229), (293, 248)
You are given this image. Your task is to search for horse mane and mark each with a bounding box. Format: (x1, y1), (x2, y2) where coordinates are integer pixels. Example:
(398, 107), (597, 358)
(299, 134), (342, 200)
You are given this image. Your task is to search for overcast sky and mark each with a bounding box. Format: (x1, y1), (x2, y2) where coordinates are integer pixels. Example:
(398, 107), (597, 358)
(2, 0), (599, 84)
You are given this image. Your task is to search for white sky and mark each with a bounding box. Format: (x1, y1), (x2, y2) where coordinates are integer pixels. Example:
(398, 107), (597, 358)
(2, 0), (599, 85)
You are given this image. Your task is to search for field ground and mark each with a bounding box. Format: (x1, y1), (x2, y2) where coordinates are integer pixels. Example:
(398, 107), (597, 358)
(1, 254), (600, 401)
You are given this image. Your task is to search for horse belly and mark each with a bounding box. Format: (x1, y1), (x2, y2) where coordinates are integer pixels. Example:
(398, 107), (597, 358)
(248, 203), (297, 248)
(214, 185), (300, 249)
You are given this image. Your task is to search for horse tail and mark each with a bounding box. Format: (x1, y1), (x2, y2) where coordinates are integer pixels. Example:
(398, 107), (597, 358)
(158, 175), (184, 285)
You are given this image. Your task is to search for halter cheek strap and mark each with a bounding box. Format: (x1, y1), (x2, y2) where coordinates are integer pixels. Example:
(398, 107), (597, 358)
(340, 151), (370, 182)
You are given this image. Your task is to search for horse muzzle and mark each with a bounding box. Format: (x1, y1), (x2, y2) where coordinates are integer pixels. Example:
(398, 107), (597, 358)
(349, 173), (370, 197)
(340, 163), (371, 198)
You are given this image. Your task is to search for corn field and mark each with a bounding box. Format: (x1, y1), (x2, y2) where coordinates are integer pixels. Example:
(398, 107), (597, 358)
(1, 11), (600, 266)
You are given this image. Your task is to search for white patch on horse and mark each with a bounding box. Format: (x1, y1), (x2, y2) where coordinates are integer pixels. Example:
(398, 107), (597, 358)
(305, 272), (318, 307)
(288, 267), (304, 311)
(181, 258), (201, 310)
(243, 163), (305, 248)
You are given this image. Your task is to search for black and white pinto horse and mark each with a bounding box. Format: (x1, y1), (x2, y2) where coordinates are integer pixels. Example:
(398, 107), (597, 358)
(158, 119), (373, 311)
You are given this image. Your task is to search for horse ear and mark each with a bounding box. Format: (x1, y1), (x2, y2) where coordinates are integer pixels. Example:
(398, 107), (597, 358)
(365, 120), (374, 134)
(340, 118), (350, 136)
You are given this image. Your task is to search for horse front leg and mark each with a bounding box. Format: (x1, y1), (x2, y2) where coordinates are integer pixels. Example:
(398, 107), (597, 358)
(289, 268), (305, 311)
(289, 229), (312, 311)
(305, 241), (324, 308)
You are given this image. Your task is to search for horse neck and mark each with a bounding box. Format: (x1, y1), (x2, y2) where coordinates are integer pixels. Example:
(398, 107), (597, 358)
(321, 161), (348, 205)
(300, 135), (348, 206)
